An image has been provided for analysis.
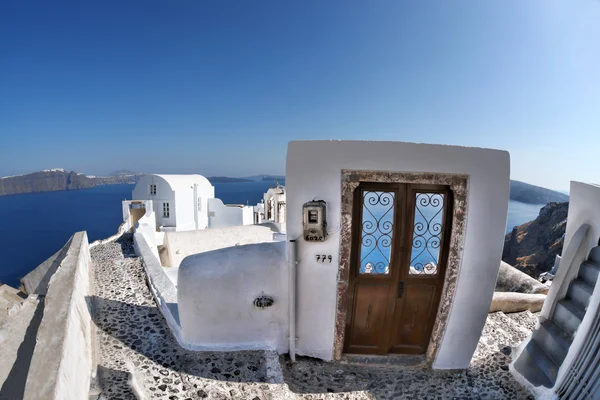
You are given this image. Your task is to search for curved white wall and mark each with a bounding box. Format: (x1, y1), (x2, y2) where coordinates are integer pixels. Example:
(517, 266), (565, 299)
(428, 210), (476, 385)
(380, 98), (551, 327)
(207, 198), (254, 229)
(164, 224), (280, 269)
(178, 242), (288, 352)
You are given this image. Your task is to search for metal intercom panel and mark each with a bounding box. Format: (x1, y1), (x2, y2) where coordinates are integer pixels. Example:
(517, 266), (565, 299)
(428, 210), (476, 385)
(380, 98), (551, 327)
(302, 200), (327, 241)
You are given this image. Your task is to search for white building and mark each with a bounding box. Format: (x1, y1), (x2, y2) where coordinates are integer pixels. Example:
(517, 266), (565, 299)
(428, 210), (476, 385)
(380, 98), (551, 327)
(124, 174), (256, 234)
(253, 202), (265, 225)
(171, 140), (513, 369)
(263, 184), (286, 230)
(131, 174), (215, 232)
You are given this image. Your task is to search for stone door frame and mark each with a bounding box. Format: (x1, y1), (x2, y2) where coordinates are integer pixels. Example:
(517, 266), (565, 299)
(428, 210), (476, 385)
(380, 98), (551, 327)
(334, 170), (469, 363)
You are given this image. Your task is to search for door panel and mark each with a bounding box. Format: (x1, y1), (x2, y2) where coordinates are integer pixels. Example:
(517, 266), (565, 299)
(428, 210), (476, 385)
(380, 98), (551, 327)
(345, 183), (452, 356)
(389, 284), (438, 354)
(345, 283), (393, 353)
(345, 184), (403, 354)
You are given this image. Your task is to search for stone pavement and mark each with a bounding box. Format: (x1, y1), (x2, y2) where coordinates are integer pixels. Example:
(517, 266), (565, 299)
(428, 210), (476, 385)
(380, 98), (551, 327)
(281, 311), (538, 399)
(91, 235), (292, 400)
(92, 235), (536, 399)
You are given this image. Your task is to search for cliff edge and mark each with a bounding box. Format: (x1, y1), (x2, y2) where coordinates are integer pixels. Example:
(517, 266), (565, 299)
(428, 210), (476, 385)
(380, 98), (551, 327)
(502, 202), (568, 278)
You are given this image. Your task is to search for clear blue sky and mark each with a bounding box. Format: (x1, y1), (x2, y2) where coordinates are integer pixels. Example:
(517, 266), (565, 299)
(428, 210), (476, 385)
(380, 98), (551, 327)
(1, 0), (598, 190)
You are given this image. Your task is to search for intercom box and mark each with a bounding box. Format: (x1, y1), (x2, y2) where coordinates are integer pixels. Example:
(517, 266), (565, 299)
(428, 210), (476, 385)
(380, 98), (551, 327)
(302, 200), (327, 241)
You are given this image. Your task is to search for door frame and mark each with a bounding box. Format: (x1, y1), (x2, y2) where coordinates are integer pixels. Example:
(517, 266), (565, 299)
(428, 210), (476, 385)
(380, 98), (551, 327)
(334, 170), (469, 364)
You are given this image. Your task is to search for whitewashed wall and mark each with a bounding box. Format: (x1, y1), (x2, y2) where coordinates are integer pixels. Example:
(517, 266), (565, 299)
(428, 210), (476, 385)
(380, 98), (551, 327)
(178, 241), (288, 352)
(23, 232), (95, 400)
(175, 183), (213, 231)
(563, 182), (600, 271)
(207, 198), (254, 229)
(286, 140), (510, 368)
(164, 224), (279, 269)
(132, 175), (215, 231)
(133, 175), (177, 229)
(553, 182), (600, 389)
(134, 206), (159, 261)
(264, 189), (286, 224)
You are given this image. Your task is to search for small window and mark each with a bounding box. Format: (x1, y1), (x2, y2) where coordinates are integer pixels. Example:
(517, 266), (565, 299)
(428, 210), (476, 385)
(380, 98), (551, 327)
(163, 202), (170, 218)
(149, 184), (157, 195)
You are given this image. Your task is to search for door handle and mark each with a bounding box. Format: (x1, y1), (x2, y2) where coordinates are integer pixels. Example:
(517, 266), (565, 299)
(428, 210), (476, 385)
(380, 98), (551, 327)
(397, 281), (405, 298)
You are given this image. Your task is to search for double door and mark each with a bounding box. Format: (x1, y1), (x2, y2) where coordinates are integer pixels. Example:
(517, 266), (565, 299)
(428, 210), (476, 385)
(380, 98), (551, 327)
(344, 183), (453, 355)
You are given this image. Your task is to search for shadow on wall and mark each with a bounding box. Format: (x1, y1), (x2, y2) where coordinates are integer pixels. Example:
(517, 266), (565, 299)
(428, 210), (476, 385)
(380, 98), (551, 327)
(86, 295), (273, 384)
(0, 300), (44, 399)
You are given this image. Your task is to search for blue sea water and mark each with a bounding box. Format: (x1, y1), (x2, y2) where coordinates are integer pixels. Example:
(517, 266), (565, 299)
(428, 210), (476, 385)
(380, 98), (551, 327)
(506, 200), (545, 233)
(0, 181), (282, 287)
(0, 184), (540, 288)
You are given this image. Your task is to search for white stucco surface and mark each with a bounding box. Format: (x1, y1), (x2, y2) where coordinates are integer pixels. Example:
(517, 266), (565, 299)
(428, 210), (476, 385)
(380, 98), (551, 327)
(562, 182), (600, 276)
(164, 224), (281, 269)
(207, 198), (254, 229)
(23, 232), (94, 400)
(552, 182), (600, 390)
(132, 174), (214, 231)
(264, 186), (286, 227)
(286, 140), (510, 367)
(178, 241), (288, 352)
(133, 232), (185, 347)
(0, 295), (40, 393)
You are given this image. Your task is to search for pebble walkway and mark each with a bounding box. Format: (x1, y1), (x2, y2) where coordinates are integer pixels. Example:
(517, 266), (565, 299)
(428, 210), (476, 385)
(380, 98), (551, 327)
(92, 235), (536, 399)
(281, 312), (538, 399)
(91, 235), (292, 400)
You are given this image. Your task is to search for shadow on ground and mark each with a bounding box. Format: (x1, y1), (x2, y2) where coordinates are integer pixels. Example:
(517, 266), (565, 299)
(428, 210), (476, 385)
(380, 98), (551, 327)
(88, 295), (272, 384)
(280, 349), (534, 399)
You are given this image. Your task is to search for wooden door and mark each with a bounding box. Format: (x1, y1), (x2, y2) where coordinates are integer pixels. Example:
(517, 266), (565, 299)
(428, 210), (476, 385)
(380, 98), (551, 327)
(344, 183), (453, 355)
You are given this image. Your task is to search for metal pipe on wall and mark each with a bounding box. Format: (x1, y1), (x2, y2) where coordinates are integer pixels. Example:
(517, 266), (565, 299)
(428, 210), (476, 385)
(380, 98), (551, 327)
(288, 239), (297, 362)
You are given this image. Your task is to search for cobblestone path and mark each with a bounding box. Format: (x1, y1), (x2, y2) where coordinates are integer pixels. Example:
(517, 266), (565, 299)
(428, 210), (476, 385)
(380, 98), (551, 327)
(281, 311), (538, 399)
(91, 235), (292, 400)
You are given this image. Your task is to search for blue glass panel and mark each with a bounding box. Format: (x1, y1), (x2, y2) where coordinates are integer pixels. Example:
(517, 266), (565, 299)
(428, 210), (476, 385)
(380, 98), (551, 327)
(359, 191), (395, 275)
(409, 193), (445, 275)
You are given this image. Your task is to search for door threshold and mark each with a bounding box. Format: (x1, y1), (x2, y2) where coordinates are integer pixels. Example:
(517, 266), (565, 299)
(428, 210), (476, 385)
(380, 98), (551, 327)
(341, 353), (426, 368)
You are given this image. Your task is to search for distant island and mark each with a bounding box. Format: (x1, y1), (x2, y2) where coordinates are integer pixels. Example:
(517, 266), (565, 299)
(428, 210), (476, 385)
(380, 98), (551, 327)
(207, 176), (252, 183)
(0, 170), (286, 196)
(509, 180), (569, 204)
(0, 169), (143, 196)
(0, 170), (561, 204)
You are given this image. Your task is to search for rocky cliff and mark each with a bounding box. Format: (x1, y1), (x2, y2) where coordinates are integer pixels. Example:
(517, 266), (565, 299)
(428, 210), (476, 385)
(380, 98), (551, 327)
(0, 169), (142, 196)
(503, 202), (568, 278)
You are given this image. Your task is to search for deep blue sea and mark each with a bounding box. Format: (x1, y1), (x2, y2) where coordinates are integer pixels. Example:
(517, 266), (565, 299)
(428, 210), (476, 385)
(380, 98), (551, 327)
(0, 183), (542, 288)
(0, 181), (282, 287)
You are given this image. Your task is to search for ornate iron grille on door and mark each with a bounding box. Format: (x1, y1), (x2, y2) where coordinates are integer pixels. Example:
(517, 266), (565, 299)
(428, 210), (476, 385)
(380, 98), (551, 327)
(359, 191), (395, 275)
(409, 193), (445, 275)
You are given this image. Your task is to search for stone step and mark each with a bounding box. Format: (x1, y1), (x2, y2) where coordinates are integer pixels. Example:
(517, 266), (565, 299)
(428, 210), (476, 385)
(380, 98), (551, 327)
(513, 340), (554, 388)
(588, 246), (600, 265)
(488, 311), (534, 346)
(506, 310), (539, 333)
(534, 319), (572, 365)
(553, 299), (585, 336)
(566, 278), (594, 310)
(525, 338), (560, 387)
(578, 260), (600, 287)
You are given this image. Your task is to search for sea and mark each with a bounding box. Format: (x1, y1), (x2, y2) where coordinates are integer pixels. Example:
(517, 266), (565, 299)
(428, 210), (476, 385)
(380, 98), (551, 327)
(0, 183), (544, 288)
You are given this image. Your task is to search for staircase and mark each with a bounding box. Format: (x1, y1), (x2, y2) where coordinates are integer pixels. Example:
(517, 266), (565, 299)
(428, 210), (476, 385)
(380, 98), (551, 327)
(514, 246), (600, 388)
